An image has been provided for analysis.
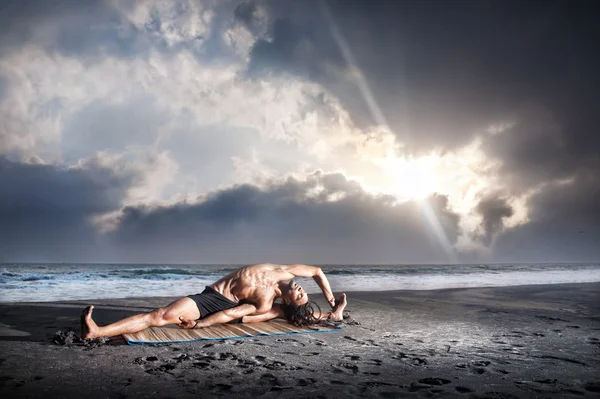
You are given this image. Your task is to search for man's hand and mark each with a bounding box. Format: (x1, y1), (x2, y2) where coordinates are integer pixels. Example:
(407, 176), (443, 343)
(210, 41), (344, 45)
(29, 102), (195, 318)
(178, 316), (198, 329)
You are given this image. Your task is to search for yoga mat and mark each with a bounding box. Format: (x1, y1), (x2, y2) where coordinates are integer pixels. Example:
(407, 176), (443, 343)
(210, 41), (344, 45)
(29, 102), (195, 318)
(124, 320), (341, 345)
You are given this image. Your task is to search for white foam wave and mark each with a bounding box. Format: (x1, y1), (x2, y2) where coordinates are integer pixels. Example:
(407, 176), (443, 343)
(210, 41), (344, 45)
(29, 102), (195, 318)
(1, 266), (600, 303)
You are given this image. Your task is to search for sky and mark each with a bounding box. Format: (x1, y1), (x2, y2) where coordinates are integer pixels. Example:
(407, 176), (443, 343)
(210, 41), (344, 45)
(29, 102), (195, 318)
(0, 0), (598, 264)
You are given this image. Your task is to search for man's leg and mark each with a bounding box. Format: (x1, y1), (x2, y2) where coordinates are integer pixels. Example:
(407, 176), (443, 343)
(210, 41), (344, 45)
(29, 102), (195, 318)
(81, 297), (201, 339)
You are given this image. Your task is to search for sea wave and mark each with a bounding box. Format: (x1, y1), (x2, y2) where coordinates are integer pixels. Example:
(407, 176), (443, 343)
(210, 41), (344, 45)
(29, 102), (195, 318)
(0, 263), (599, 302)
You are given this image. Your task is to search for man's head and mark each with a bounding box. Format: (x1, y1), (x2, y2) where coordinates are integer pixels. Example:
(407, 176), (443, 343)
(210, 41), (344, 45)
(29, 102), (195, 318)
(281, 279), (309, 307)
(280, 280), (322, 326)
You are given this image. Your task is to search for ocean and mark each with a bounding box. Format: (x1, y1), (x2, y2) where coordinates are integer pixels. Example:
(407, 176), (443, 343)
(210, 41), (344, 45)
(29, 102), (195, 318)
(1, 263), (600, 303)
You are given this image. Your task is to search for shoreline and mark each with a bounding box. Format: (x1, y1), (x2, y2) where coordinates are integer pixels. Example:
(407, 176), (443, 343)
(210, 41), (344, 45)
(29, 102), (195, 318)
(2, 281), (599, 305)
(1, 282), (599, 398)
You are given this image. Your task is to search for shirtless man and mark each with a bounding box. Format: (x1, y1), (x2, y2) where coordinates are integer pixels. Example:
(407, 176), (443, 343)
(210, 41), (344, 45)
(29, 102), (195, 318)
(81, 263), (347, 339)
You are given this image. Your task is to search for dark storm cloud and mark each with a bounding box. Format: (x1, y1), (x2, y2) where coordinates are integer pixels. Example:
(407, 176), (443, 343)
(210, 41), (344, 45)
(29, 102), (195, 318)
(110, 172), (461, 264)
(248, 18), (306, 76)
(251, 0), (599, 154)
(0, 157), (135, 262)
(234, 1), (260, 29)
(493, 170), (600, 262)
(246, 0), (599, 260)
(476, 197), (513, 246)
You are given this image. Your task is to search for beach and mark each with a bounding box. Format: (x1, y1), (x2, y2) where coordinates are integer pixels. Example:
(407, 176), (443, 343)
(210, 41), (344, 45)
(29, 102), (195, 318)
(1, 283), (599, 398)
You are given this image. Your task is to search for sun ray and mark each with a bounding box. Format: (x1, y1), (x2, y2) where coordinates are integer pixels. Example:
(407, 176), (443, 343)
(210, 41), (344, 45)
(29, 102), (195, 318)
(321, 1), (457, 262)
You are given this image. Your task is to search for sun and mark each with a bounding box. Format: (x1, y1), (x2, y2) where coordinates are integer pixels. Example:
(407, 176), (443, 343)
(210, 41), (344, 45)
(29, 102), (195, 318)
(379, 156), (439, 200)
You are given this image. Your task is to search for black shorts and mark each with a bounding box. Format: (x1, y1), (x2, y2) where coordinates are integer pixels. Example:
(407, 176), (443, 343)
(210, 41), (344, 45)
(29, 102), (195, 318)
(188, 286), (239, 319)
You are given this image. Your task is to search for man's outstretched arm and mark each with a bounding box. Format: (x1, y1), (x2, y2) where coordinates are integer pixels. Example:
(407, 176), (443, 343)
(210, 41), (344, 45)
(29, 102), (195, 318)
(283, 264), (337, 309)
(179, 303), (264, 329)
(241, 304), (284, 323)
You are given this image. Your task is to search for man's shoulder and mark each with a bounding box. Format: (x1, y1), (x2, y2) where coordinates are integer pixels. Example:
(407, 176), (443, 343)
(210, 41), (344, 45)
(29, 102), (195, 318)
(245, 263), (287, 274)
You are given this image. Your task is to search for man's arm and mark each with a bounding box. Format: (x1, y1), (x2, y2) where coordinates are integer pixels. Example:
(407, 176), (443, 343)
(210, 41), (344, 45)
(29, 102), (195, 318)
(179, 303), (265, 329)
(241, 304), (284, 323)
(283, 264), (337, 309)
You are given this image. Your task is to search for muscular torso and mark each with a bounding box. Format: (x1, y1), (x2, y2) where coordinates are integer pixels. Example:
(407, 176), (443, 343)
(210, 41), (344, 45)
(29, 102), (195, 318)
(209, 264), (285, 311)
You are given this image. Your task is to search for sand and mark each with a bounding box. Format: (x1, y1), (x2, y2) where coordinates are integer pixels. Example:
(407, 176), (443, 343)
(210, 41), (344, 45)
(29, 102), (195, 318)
(1, 283), (599, 398)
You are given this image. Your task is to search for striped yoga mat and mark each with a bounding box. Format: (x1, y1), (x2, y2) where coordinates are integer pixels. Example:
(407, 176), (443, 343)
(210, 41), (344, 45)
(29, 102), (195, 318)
(124, 320), (341, 345)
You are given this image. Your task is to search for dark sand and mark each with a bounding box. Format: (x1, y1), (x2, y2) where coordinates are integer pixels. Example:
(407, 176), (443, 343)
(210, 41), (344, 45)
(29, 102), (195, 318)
(1, 283), (599, 398)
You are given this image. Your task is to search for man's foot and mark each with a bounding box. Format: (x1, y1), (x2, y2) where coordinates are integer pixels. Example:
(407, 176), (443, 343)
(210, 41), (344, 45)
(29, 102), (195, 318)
(329, 293), (347, 321)
(81, 305), (100, 339)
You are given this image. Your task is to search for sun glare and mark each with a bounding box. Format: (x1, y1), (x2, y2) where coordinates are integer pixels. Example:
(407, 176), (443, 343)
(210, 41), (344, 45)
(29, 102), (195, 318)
(379, 157), (439, 200)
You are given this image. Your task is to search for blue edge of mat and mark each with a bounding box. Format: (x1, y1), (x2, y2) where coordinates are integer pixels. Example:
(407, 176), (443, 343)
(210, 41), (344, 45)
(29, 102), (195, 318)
(127, 326), (342, 346)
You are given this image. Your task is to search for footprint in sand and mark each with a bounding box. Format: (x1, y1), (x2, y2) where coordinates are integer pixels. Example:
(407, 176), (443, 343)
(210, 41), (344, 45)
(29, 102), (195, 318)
(303, 352), (321, 357)
(193, 361), (211, 369)
(418, 377), (451, 386)
(535, 315), (570, 322)
(359, 381), (394, 389)
(133, 356), (159, 364)
(253, 355), (302, 371)
(456, 386), (473, 393)
(173, 353), (190, 362)
(145, 363), (177, 375)
(208, 383), (233, 393)
(409, 382), (433, 392)
(538, 355), (588, 366)
(363, 339), (380, 347)
(275, 337), (305, 347)
(584, 382), (600, 393)
(270, 385), (293, 391)
(335, 361), (359, 374)
(218, 352), (239, 360)
(477, 391), (520, 399)
(392, 352), (428, 366)
(0, 376), (13, 388)
(297, 377), (317, 387)
(258, 373), (279, 386)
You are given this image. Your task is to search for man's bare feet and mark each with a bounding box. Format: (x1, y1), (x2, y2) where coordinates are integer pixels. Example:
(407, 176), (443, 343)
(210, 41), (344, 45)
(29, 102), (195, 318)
(329, 293), (347, 321)
(81, 305), (100, 339)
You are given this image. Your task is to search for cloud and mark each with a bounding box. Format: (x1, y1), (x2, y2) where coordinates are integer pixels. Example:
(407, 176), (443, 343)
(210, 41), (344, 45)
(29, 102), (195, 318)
(0, 156), (135, 262)
(492, 170), (600, 262)
(109, 172), (461, 264)
(0, 0), (598, 263)
(476, 196), (514, 246)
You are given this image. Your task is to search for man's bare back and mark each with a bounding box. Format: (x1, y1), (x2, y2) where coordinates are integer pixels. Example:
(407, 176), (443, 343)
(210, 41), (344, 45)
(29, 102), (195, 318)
(210, 264), (303, 310)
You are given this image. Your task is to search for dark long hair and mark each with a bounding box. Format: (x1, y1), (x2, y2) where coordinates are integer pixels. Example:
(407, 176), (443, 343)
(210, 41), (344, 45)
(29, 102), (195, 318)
(282, 301), (322, 327)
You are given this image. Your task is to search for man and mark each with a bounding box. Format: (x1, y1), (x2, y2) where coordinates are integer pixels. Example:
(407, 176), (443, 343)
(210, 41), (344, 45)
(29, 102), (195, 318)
(81, 263), (347, 339)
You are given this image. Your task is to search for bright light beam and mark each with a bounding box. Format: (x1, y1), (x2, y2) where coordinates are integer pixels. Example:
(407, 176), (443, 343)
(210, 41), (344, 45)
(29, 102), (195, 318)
(420, 201), (459, 263)
(320, 1), (389, 128)
(321, 1), (458, 263)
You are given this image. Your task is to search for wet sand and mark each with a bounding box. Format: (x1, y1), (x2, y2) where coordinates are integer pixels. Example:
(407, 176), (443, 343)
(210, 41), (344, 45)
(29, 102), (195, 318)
(1, 283), (599, 398)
